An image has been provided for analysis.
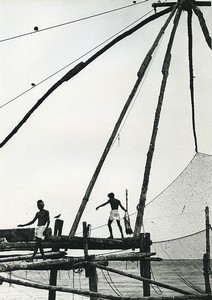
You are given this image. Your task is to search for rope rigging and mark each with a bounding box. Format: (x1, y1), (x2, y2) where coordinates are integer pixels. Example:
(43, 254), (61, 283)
(0, 1), (148, 44)
(0, 5), (155, 110)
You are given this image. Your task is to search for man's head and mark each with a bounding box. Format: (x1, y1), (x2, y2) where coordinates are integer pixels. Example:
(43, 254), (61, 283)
(108, 193), (114, 199)
(37, 199), (44, 210)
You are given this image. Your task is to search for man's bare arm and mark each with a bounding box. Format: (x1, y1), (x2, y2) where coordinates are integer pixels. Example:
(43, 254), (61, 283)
(96, 201), (109, 210)
(18, 214), (38, 227)
(119, 202), (127, 212)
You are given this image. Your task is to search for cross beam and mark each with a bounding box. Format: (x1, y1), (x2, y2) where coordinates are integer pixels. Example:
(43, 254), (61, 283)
(152, 1), (211, 9)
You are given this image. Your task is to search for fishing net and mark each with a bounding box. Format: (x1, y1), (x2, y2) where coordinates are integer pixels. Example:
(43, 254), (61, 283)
(142, 152), (212, 243)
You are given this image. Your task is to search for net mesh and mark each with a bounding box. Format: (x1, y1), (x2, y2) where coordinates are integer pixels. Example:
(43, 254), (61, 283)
(143, 152), (212, 244)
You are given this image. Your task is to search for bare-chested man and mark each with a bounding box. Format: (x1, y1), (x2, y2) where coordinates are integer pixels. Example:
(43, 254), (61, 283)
(96, 192), (126, 238)
(18, 199), (50, 261)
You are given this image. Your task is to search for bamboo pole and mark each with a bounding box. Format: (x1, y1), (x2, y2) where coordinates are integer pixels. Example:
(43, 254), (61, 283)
(69, 3), (179, 237)
(134, 2), (183, 237)
(87, 262), (192, 295)
(1, 274), (211, 300)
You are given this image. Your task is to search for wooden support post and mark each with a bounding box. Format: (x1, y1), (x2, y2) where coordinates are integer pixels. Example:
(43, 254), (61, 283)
(88, 255), (98, 300)
(48, 218), (64, 300)
(83, 222), (98, 300)
(203, 206), (211, 294)
(140, 233), (151, 296)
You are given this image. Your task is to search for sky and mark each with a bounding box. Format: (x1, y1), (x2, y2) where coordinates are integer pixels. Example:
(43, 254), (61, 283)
(0, 1), (211, 242)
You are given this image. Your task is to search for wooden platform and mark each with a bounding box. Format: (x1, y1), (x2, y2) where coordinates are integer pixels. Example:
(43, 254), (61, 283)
(0, 228), (140, 251)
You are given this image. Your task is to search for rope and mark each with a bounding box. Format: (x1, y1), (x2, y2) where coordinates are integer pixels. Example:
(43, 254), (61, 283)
(9, 284), (38, 299)
(150, 266), (162, 295)
(0, 4), (154, 110)
(0, 1), (148, 44)
(100, 269), (123, 297)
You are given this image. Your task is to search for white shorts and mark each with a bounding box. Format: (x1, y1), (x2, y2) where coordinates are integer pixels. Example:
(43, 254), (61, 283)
(109, 210), (120, 221)
(35, 226), (46, 240)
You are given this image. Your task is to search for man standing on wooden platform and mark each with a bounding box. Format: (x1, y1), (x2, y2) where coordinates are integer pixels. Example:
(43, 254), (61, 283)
(18, 199), (50, 261)
(96, 192), (126, 239)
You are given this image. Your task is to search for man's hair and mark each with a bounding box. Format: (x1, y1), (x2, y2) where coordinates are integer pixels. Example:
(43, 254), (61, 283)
(108, 193), (114, 198)
(37, 199), (44, 205)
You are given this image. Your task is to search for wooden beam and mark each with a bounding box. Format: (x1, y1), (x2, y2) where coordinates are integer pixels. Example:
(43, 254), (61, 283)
(0, 274), (126, 300)
(94, 251), (156, 261)
(152, 1), (211, 8)
(87, 262), (193, 295)
(0, 251), (66, 263)
(0, 236), (141, 251)
(0, 273), (212, 300)
(0, 257), (79, 272)
(0, 251), (157, 272)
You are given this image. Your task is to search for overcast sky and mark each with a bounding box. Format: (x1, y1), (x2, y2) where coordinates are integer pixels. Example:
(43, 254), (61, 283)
(0, 1), (211, 241)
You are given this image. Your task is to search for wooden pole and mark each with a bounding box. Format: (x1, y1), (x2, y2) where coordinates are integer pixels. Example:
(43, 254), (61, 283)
(0, 251), (66, 263)
(152, 1), (211, 8)
(140, 233), (151, 296)
(191, 3), (212, 49)
(69, 5), (178, 237)
(1, 273), (211, 300)
(87, 262), (192, 295)
(48, 218), (64, 300)
(83, 222), (98, 300)
(134, 2), (183, 237)
(187, 8), (198, 153)
(203, 206), (211, 294)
